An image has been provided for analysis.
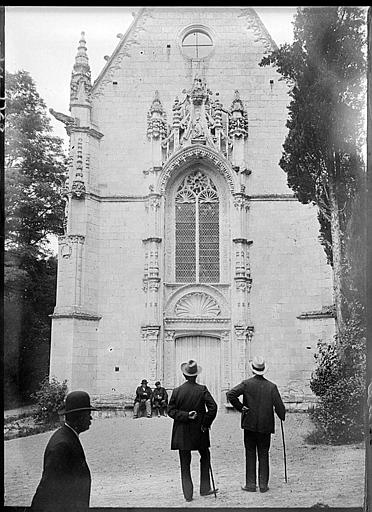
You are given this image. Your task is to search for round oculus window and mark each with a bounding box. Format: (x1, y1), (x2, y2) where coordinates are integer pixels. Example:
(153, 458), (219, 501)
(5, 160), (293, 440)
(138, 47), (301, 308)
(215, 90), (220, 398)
(181, 30), (213, 59)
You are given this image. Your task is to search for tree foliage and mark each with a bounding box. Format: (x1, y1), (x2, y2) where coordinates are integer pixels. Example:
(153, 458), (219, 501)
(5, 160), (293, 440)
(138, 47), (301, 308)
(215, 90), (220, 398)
(31, 376), (68, 424)
(5, 70), (66, 258)
(308, 304), (366, 444)
(260, 7), (367, 332)
(260, 7), (367, 443)
(4, 70), (67, 406)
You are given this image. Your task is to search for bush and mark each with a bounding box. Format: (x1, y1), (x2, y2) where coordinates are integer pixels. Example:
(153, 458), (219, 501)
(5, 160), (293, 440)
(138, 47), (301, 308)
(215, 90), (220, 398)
(307, 307), (366, 445)
(31, 377), (68, 424)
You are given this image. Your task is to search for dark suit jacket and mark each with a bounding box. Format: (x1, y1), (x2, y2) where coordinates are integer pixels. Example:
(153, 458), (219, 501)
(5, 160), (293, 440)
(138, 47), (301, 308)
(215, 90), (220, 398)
(31, 424), (91, 512)
(152, 387), (168, 404)
(168, 380), (217, 451)
(134, 385), (153, 403)
(226, 375), (286, 433)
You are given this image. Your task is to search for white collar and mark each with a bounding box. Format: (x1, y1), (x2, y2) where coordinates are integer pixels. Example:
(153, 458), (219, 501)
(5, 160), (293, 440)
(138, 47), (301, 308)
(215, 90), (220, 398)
(65, 422), (80, 438)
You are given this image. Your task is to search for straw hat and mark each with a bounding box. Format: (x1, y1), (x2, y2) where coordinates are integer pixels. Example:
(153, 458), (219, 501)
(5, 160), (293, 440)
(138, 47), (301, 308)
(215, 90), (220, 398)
(249, 356), (268, 376)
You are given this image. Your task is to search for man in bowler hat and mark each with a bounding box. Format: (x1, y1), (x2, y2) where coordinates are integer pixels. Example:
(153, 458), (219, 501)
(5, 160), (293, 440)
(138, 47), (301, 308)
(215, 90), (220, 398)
(168, 359), (218, 502)
(133, 379), (153, 418)
(31, 390), (97, 512)
(227, 356), (286, 493)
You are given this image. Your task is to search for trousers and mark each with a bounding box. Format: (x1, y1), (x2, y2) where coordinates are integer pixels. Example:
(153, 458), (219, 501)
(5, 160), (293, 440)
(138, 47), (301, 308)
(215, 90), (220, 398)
(152, 400), (167, 416)
(244, 430), (271, 490)
(133, 400), (151, 418)
(178, 448), (211, 500)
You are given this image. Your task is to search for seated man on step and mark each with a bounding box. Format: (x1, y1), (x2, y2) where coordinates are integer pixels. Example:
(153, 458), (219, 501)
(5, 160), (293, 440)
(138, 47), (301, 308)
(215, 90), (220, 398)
(151, 381), (168, 417)
(133, 379), (153, 418)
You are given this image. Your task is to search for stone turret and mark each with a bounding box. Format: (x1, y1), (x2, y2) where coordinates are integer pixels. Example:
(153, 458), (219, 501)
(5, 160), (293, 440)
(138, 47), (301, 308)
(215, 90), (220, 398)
(70, 31), (92, 125)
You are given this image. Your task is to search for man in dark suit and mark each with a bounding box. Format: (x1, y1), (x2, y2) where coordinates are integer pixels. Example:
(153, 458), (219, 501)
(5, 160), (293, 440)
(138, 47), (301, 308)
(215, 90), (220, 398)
(168, 359), (218, 502)
(133, 379), (153, 418)
(226, 356), (286, 494)
(151, 380), (168, 417)
(31, 390), (97, 512)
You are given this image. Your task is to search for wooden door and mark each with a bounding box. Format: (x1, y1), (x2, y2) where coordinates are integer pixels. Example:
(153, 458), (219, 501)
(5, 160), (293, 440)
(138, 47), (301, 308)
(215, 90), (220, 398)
(175, 335), (221, 403)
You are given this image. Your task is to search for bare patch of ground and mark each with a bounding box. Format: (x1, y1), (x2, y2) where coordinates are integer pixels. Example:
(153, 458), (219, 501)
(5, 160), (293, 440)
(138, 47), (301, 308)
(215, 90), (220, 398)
(4, 411), (365, 508)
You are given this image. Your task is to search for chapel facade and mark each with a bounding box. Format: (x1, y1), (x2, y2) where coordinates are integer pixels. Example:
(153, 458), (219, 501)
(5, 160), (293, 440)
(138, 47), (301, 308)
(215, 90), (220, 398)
(49, 7), (335, 408)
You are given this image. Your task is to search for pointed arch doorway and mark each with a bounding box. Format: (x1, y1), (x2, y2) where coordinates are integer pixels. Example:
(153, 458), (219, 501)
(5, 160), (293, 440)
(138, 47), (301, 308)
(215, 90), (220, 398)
(175, 335), (221, 403)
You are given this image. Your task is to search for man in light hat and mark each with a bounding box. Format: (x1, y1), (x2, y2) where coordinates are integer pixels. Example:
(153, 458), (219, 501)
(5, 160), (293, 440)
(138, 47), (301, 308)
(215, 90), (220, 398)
(31, 390), (97, 512)
(168, 359), (218, 502)
(226, 356), (285, 494)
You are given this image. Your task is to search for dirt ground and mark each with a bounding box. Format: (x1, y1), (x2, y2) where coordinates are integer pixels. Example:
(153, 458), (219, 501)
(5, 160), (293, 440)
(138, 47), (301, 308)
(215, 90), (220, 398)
(4, 411), (365, 508)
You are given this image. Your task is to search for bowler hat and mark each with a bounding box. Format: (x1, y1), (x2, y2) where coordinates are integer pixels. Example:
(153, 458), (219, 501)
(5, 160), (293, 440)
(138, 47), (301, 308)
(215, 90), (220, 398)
(141, 379), (148, 384)
(60, 390), (98, 414)
(181, 359), (202, 376)
(155, 381), (161, 386)
(250, 356), (267, 375)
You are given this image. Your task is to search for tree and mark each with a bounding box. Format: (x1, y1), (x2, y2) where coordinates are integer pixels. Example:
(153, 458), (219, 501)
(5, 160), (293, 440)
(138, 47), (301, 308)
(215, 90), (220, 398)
(260, 7), (367, 334)
(5, 70), (66, 258)
(4, 70), (67, 406)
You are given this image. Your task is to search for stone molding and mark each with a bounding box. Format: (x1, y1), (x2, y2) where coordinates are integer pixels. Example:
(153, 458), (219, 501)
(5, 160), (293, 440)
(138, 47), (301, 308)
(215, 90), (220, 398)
(248, 194), (297, 201)
(297, 306), (335, 319)
(141, 325), (161, 338)
(51, 310), (102, 321)
(165, 317), (230, 325)
(159, 144), (236, 194)
(82, 193), (297, 203)
(238, 8), (277, 52)
(68, 126), (104, 140)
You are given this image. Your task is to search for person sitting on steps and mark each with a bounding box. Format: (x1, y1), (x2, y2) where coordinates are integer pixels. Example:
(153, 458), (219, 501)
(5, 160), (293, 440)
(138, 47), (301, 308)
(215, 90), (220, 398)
(152, 381), (168, 417)
(133, 379), (153, 418)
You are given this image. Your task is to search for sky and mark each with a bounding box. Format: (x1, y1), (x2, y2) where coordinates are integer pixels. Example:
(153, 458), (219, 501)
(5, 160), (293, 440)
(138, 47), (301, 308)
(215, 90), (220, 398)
(5, 6), (298, 149)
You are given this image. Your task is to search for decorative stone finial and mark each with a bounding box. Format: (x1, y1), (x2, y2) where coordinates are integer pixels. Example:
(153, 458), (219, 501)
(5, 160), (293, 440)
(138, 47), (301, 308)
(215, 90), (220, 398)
(229, 89), (248, 138)
(231, 90), (245, 113)
(70, 31), (92, 104)
(74, 32), (89, 71)
(147, 91), (167, 140)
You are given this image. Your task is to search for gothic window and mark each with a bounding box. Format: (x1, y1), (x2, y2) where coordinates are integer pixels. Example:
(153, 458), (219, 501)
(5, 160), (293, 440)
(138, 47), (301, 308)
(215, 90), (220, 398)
(181, 30), (213, 59)
(175, 171), (219, 283)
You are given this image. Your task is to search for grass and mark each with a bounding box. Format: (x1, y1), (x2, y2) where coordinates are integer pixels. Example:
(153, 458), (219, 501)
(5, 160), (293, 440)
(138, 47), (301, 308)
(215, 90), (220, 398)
(4, 415), (61, 441)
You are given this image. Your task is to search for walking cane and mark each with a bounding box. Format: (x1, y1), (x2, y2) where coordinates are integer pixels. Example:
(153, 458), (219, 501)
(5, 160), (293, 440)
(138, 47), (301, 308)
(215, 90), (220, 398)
(208, 456), (218, 499)
(203, 425), (218, 499)
(280, 419), (288, 483)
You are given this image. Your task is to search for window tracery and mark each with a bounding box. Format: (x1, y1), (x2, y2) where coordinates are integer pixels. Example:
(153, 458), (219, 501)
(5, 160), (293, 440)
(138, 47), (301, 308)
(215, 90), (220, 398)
(175, 171), (219, 283)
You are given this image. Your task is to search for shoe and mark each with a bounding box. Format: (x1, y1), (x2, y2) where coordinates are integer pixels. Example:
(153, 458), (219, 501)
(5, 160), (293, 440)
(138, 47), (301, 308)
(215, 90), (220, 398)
(185, 497), (193, 502)
(260, 487), (269, 493)
(200, 488), (218, 496)
(241, 485), (256, 492)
